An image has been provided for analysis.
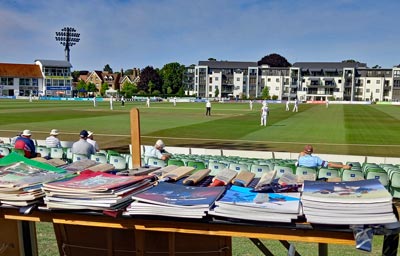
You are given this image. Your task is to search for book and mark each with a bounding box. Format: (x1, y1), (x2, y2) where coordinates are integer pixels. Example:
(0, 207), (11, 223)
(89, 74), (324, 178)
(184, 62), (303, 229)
(86, 163), (115, 173)
(209, 168), (237, 187)
(302, 179), (393, 204)
(160, 166), (195, 181)
(131, 182), (225, 208)
(209, 185), (300, 223)
(182, 169), (211, 185)
(232, 170), (255, 187)
(254, 170), (277, 189)
(126, 182), (226, 219)
(43, 170), (153, 193)
(62, 159), (98, 173)
(301, 179), (397, 225)
(0, 162), (66, 190)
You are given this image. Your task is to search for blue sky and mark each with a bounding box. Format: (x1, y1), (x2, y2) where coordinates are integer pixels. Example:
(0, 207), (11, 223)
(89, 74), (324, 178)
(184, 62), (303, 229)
(0, 0), (399, 71)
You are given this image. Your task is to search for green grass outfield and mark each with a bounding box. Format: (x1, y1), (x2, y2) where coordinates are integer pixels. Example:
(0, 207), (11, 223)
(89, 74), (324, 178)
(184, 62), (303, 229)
(1, 99), (400, 157)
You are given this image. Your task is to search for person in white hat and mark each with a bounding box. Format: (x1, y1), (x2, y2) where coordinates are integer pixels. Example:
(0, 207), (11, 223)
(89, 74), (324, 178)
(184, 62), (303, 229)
(45, 129), (61, 148)
(260, 103), (269, 126)
(87, 131), (99, 152)
(14, 129), (39, 158)
(145, 139), (171, 161)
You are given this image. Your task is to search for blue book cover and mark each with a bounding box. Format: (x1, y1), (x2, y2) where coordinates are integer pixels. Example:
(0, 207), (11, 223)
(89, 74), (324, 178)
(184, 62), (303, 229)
(216, 185), (300, 214)
(131, 182), (226, 207)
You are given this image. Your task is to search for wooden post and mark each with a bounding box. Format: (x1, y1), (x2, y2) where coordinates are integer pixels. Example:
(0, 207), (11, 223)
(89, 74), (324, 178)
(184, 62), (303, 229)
(130, 108), (142, 168)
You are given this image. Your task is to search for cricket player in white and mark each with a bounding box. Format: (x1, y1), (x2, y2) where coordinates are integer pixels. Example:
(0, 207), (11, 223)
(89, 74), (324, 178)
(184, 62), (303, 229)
(260, 103), (269, 126)
(293, 99), (298, 112)
(286, 100), (290, 111)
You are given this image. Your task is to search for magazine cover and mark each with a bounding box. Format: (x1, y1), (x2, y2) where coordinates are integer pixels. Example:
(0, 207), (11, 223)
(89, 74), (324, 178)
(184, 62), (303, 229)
(216, 185), (300, 214)
(302, 179), (392, 203)
(0, 161), (66, 188)
(131, 182), (226, 207)
(43, 170), (152, 192)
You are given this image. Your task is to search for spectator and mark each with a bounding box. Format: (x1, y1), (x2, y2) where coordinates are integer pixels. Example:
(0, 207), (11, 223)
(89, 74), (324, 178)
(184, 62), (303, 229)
(145, 139), (171, 161)
(146, 97), (150, 108)
(87, 131), (99, 152)
(45, 129), (61, 148)
(11, 132), (22, 145)
(14, 129), (39, 158)
(71, 130), (96, 158)
(297, 145), (351, 169)
(121, 96), (125, 107)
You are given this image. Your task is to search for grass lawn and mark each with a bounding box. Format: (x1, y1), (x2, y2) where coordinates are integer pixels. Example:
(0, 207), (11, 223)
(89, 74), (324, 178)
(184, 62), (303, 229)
(2, 98), (400, 255)
(1, 99), (400, 156)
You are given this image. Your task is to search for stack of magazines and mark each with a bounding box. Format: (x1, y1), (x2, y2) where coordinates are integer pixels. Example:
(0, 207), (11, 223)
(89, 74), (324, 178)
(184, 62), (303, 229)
(42, 170), (155, 211)
(124, 182), (226, 219)
(209, 185), (301, 223)
(0, 162), (67, 207)
(301, 179), (397, 225)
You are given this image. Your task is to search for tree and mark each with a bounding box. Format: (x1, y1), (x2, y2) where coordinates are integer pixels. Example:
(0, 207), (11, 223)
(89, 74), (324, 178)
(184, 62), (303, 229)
(138, 66), (162, 93)
(87, 82), (97, 93)
(261, 86), (270, 99)
(103, 64), (113, 73)
(75, 80), (87, 97)
(214, 87), (219, 98)
(71, 70), (81, 82)
(257, 53), (291, 67)
(100, 82), (109, 96)
(121, 81), (138, 98)
(160, 62), (185, 95)
(372, 65), (381, 69)
(342, 59), (361, 63)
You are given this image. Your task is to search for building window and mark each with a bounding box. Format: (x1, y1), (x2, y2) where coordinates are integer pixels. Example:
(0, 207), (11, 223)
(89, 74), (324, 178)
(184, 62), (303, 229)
(237, 77), (240, 81)
(367, 80), (370, 84)
(1, 77), (13, 85)
(267, 78), (271, 82)
(338, 79), (342, 83)
(376, 89), (380, 93)
(275, 87), (279, 90)
(209, 77), (212, 83)
(366, 89), (370, 93)
(215, 77), (219, 81)
(376, 80), (380, 84)
(276, 78), (279, 82)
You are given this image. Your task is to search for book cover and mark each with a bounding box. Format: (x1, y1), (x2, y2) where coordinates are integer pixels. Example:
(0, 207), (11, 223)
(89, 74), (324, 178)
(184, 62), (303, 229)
(302, 179), (393, 204)
(216, 185), (300, 214)
(0, 162), (66, 189)
(43, 170), (152, 192)
(131, 182), (225, 207)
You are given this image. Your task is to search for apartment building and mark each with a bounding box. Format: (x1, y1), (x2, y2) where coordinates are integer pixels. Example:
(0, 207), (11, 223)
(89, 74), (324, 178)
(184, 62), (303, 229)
(194, 61), (259, 98)
(190, 60), (400, 102)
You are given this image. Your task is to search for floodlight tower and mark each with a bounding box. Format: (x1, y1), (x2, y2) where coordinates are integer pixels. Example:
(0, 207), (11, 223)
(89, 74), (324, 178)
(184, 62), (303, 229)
(55, 27), (80, 62)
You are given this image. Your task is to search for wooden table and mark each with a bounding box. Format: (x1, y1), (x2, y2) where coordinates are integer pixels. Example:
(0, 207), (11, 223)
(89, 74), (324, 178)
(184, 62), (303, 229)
(1, 207), (398, 256)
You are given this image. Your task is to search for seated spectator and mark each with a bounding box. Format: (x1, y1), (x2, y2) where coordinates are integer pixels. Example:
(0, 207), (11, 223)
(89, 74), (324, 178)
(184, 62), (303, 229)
(87, 131), (99, 152)
(145, 139), (171, 161)
(45, 129), (61, 148)
(11, 132), (22, 145)
(71, 130), (96, 158)
(298, 145), (351, 169)
(14, 129), (39, 158)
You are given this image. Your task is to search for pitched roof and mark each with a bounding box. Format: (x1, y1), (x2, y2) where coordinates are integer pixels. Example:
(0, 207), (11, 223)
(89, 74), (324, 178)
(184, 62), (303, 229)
(0, 63), (43, 78)
(35, 59), (72, 67)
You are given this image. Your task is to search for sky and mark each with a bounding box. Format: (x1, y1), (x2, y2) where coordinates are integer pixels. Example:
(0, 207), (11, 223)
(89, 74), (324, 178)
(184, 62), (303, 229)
(0, 0), (399, 71)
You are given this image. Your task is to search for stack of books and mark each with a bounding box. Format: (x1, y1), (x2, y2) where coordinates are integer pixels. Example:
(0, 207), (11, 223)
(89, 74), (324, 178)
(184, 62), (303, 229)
(209, 185), (301, 223)
(42, 170), (155, 211)
(0, 162), (67, 207)
(124, 182), (226, 219)
(301, 179), (398, 225)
